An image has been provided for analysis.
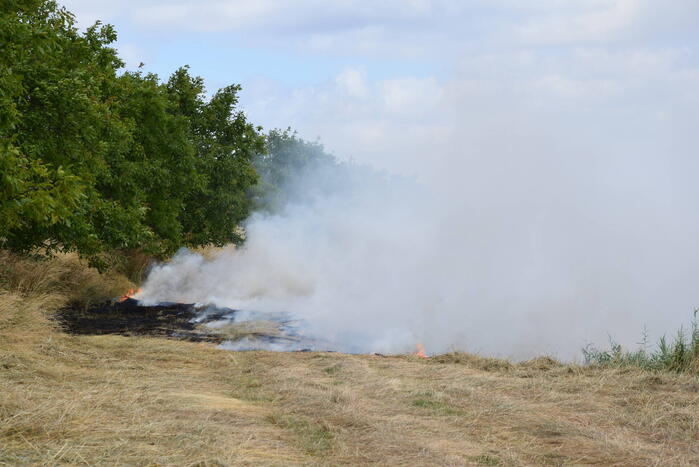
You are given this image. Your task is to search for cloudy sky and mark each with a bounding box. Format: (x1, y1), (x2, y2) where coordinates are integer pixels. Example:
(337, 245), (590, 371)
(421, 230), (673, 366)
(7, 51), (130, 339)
(61, 0), (699, 176)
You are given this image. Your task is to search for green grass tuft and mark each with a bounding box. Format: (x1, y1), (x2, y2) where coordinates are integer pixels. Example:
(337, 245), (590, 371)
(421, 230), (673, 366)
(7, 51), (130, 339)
(468, 454), (501, 465)
(583, 311), (699, 373)
(264, 414), (334, 455)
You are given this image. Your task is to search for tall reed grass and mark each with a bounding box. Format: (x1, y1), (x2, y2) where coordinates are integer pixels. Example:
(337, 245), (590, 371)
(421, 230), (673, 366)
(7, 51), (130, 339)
(583, 311), (699, 373)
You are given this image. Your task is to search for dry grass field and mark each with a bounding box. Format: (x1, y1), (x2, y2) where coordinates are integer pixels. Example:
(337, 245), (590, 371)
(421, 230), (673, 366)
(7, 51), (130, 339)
(2, 252), (699, 465)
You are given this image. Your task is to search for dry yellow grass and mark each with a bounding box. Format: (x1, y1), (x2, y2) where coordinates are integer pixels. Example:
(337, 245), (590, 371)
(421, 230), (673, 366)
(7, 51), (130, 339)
(0, 251), (134, 308)
(2, 252), (699, 465)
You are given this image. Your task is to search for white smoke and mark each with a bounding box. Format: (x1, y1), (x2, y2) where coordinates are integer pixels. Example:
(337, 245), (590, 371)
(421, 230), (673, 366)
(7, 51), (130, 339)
(137, 138), (699, 360)
(58, 0), (699, 360)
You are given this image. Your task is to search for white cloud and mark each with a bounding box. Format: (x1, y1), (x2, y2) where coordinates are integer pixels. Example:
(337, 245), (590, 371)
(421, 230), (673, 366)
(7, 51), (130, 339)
(380, 76), (441, 115)
(335, 68), (368, 98)
(241, 40), (699, 177)
(64, 0), (699, 52)
(514, 0), (642, 44)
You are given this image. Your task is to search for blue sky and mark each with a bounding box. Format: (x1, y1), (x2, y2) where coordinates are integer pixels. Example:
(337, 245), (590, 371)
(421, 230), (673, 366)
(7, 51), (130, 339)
(62, 0), (449, 87)
(82, 20), (440, 89)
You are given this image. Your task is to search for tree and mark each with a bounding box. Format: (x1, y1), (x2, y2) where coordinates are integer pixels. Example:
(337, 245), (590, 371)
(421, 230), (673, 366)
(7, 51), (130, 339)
(1, 1), (266, 265)
(253, 128), (338, 213)
(0, 1), (129, 256)
(169, 67), (265, 246)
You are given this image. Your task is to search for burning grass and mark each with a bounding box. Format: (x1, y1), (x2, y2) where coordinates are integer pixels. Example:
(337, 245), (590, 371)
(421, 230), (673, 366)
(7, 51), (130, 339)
(2, 251), (699, 464)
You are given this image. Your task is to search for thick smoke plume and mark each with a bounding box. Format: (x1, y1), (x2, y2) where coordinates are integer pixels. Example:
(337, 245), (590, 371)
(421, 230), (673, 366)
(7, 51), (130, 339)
(138, 140), (699, 359)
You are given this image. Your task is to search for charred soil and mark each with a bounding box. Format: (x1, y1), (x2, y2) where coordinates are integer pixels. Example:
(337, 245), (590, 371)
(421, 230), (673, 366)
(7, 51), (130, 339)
(57, 298), (227, 342)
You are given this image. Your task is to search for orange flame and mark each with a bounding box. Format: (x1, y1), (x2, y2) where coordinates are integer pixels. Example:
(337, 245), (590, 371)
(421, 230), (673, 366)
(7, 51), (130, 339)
(415, 343), (428, 358)
(117, 288), (142, 302)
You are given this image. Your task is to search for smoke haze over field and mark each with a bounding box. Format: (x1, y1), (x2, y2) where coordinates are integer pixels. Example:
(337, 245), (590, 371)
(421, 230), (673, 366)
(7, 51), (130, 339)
(139, 136), (699, 359)
(82, 0), (699, 358)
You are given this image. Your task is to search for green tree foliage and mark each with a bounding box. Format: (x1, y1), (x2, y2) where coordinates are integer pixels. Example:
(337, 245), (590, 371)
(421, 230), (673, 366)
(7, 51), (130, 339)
(253, 128), (389, 216)
(1, 1), (116, 255)
(253, 128), (338, 213)
(168, 67), (264, 246)
(0, 1), (264, 264)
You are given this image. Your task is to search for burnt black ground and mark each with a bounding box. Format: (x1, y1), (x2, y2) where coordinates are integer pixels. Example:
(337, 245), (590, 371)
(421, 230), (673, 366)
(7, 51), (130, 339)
(58, 300), (328, 351)
(57, 299), (229, 342)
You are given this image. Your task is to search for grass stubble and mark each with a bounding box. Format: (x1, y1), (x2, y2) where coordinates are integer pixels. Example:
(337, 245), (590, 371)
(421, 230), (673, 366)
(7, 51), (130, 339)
(1, 252), (698, 465)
